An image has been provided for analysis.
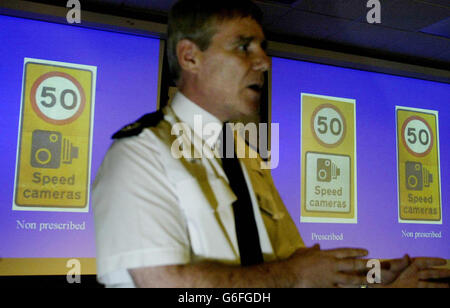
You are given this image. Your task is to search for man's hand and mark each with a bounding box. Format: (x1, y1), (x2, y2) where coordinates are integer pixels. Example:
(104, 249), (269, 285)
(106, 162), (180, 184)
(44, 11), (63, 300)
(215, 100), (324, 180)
(130, 244), (369, 288)
(377, 256), (410, 285)
(287, 245), (369, 288)
(385, 257), (450, 288)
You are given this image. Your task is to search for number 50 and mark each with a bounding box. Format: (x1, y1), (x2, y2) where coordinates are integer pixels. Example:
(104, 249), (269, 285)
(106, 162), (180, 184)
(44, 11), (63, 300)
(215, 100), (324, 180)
(317, 116), (342, 136)
(40, 86), (78, 110)
(407, 127), (429, 146)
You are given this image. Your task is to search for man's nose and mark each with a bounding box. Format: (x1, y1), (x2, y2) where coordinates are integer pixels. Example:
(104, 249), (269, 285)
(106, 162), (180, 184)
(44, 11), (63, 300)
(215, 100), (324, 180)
(252, 50), (271, 72)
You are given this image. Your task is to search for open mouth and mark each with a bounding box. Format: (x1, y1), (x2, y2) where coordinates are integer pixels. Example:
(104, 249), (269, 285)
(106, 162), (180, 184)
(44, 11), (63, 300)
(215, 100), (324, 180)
(247, 84), (262, 93)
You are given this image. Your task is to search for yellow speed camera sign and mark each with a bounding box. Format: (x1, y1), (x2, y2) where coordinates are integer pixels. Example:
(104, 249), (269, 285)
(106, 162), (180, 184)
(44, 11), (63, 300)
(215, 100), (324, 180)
(396, 107), (442, 224)
(13, 58), (96, 212)
(301, 93), (357, 224)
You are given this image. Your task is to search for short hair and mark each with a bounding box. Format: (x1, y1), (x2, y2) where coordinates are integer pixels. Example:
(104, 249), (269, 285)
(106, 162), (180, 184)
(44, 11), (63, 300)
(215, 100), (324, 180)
(167, 0), (263, 83)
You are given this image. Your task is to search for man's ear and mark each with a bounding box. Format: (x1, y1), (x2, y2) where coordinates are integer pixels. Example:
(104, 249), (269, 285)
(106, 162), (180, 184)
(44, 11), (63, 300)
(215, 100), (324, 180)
(176, 39), (202, 74)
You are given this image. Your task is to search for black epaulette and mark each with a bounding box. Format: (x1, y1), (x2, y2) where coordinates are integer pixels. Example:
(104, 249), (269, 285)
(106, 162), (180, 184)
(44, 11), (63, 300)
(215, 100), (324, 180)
(112, 109), (164, 139)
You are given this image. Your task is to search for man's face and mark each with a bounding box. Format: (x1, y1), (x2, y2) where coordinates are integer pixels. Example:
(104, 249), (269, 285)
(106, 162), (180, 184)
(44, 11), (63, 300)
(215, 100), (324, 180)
(197, 17), (270, 121)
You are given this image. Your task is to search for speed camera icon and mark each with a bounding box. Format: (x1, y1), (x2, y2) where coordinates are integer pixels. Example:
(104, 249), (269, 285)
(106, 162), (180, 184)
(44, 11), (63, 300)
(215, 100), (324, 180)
(405, 161), (432, 191)
(30, 129), (79, 169)
(317, 158), (340, 182)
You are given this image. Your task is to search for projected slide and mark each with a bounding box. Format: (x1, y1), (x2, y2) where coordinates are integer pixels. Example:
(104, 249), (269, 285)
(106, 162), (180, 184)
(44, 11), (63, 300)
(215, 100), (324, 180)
(271, 57), (449, 261)
(0, 14), (160, 275)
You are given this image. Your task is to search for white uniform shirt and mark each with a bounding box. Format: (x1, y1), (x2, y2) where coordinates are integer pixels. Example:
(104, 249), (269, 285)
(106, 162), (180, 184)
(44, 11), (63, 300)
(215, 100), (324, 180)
(93, 92), (273, 287)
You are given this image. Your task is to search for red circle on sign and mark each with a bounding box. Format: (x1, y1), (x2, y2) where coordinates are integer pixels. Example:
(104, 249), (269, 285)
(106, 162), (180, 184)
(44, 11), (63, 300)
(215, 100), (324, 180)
(401, 116), (433, 157)
(310, 104), (347, 148)
(30, 71), (86, 125)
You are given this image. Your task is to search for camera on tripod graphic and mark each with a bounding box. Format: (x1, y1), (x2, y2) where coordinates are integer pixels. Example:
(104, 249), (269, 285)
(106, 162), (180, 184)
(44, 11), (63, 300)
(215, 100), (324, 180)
(30, 129), (79, 169)
(405, 161), (432, 191)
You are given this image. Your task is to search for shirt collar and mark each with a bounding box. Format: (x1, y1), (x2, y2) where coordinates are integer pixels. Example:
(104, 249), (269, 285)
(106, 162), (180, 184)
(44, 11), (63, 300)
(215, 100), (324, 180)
(171, 91), (223, 150)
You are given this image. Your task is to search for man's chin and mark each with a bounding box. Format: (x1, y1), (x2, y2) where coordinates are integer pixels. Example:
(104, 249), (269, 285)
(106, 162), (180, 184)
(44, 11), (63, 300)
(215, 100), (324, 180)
(236, 104), (261, 123)
(225, 96), (261, 122)
(238, 113), (261, 125)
